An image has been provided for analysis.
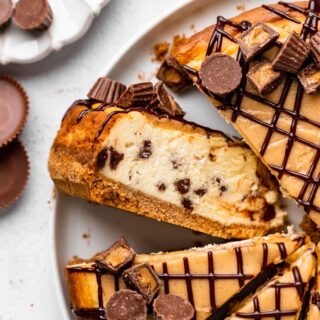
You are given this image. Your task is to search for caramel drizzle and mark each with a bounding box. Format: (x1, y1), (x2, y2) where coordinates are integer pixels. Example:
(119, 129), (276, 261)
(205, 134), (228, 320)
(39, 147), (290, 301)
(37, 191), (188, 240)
(235, 266), (305, 319)
(184, 0), (320, 214)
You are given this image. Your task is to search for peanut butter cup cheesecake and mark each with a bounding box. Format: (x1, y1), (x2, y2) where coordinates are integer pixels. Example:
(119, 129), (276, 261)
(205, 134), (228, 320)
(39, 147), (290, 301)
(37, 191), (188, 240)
(48, 78), (286, 238)
(162, 1), (320, 228)
(65, 232), (305, 320)
(227, 243), (316, 320)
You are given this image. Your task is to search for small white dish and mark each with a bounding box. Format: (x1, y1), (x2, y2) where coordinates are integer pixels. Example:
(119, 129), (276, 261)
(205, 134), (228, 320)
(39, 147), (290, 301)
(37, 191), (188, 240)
(50, 0), (304, 318)
(0, 0), (111, 65)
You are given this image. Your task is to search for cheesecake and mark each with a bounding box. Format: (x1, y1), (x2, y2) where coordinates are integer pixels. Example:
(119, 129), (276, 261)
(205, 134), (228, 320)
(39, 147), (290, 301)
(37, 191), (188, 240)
(227, 243), (316, 320)
(65, 232), (305, 320)
(163, 0), (320, 227)
(48, 79), (286, 239)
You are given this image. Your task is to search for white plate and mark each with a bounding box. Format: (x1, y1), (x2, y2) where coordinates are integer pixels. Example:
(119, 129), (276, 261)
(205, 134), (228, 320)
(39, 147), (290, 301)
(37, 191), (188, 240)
(51, 0), (305, 318)
(0, 0), (111, 65)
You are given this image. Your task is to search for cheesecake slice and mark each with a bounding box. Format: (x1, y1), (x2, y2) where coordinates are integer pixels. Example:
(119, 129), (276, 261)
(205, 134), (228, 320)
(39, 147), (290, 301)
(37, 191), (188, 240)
(165, 1), (320, 227)
(227, 243), (316, 320)
(65, 232), (305, 320)
(48, 80), (285, 239)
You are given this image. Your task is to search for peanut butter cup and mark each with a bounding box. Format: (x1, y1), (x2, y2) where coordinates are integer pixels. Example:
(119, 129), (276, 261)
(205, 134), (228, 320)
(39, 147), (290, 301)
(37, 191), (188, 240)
(0, 141), (29, 208)
(0, 0), (13, 29)
(0, 76), (29, 148)
(13, 0), (53, 31)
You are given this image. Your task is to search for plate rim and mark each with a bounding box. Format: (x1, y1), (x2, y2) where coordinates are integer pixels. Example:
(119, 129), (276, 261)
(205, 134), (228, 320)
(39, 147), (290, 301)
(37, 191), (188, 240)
(49, 0), (202, 318)
(0, 0), (111, 65)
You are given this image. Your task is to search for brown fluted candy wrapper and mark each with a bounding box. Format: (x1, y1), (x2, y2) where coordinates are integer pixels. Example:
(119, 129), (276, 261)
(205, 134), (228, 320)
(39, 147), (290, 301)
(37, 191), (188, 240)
(247, 60), (283, 96)
(117, 82), (154, 108)
(298, 64), (320, 95)
(199, 54), (242, 96)
(0, 75), (29, 148)
(122, 263), (161, 304)
(311, 32), (320, 67)
(149, 82), (185, 117)
(272, 32), (310, 73)
(0, 0), (13, 29)
(106, 290), (147, 320)
(0, 141), (29, 208)
(157, 56), (192, 93)
(13, 0), (53, 31)
(94, 237), (136, 273)
(238, 23), (279, 61)
(153, 294), (195, 320)
(87, 78), (126, 104)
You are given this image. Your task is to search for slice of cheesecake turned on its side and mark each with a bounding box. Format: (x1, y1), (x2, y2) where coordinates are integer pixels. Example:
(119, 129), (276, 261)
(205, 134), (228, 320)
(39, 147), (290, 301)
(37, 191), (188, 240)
(65, 232), (306, 320)
(48, 78), (286, 239)
(226, 243), (317, 320)
(163, 1), (320, 230)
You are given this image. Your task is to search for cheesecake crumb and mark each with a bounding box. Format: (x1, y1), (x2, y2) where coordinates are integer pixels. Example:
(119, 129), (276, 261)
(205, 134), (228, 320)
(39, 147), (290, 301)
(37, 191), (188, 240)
(152, 42), (170, 62)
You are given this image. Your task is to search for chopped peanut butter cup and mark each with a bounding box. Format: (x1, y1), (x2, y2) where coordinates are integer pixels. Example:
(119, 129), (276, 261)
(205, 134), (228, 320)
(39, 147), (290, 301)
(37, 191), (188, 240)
(199, 54), (242, 96)
(87, 77), (126, 104)
(0, 0), (13, 29)
(311, 32), (320, 67)
(298, 64), (320, 95)
(13, 0), (53, 31)
(0, 76), (29, 148)
(0, 141), (29, 208)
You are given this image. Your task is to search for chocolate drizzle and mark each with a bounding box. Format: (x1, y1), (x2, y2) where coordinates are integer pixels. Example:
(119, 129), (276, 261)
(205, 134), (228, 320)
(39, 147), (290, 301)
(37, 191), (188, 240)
(182, 0), (320, 215)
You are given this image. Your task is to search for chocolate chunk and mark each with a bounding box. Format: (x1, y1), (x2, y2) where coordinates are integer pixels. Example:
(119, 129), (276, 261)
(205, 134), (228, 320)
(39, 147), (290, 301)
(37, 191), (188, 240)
(13, 0), (53, 31)
(157, 56), (192, 93)
(95, 237), (136, 273)
(149, 82), (185, 117)
(194, 188), (207, 197)
(157, 183), (166, 192)
(298, 64), (320, 94)
(122, 263), (161, 304)
(311, 32), (320, 67)
(199, 54), (242, 96)
(87, 78), (126, 104)
(0, 0), (13, 29)
(96, 147), (108, 169)
(238, 23), (279, 61)
(272, 32), (310, 73)
(106, 289), (147, 320)
(247, 60), (283, 95)
(109, 147), (124, 170)
(117, 82), (154, 108)
(263, 205), (276, 221)
(139, 140), (152, 159)
(0, 141), (29, 208)
(153, 294), (195, 320)
(0, 76), (29, 147)
(175, 179), (191, 194)
(220, 185), (227, 193)
(182, 198), (193, 210)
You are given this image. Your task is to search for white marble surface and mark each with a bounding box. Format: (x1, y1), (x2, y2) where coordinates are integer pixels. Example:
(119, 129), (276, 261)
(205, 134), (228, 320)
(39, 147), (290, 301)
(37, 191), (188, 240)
(0, 1), (183, 318)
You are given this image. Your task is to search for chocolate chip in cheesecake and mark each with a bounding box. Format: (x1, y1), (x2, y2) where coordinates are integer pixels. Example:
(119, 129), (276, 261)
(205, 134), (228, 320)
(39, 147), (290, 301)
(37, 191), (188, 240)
(172, 160), (181, 169)
(97, 147), (108, 169)
(219, 185), (227, 195)
(272, 32), (310, 73)
(311, 32), (320, 67)
(106, 289), (147, 320)
(87, 77), (126, 104)
(157, 183), (166, 192)
(153, 294), (195, 320)
(182, 198), (193, 210)
(175, 179), (191, 194)
(194, 188), (207, 197)
(117, 82), (154, 108)
(95, 237), (136, 273)
(199, 54), (242, 96)
(149, 82), (185, 117)
(263, 205), (276, 221)
(298, 64), (320, 94)
(122, 263), (161, 304)
(156, 55), (192, 93)
(109, 147), (124, 170)
(138, 140), (152, 159)
(247, 60), (283, 95)
(238, 23), (279, 61)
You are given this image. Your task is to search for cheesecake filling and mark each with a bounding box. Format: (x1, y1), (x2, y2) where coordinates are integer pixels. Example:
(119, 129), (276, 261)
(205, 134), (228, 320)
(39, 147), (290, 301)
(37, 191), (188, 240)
(99, 111), (285, 226)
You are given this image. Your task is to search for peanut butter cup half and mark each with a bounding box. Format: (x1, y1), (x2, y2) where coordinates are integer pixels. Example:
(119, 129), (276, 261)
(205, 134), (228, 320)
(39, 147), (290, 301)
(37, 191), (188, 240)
(0, 76), (29, 148)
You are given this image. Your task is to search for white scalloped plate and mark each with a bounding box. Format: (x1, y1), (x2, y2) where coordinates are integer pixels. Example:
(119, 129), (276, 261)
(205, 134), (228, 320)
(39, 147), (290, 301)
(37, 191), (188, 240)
(51, 0), (304, 319)
(0, 0), (111, 65)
